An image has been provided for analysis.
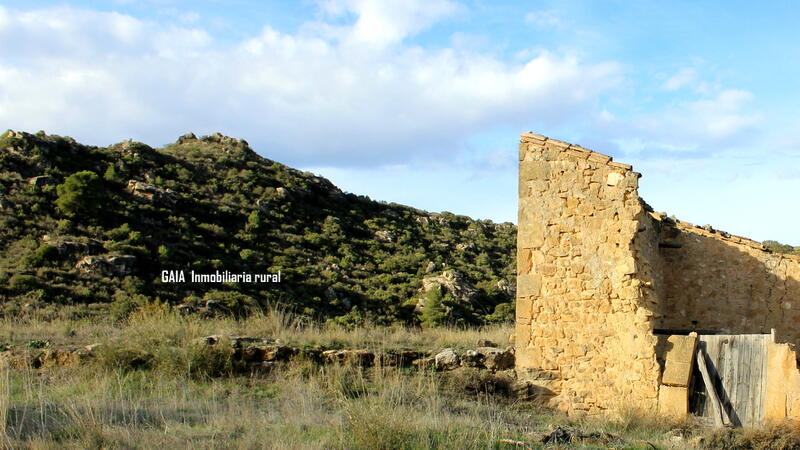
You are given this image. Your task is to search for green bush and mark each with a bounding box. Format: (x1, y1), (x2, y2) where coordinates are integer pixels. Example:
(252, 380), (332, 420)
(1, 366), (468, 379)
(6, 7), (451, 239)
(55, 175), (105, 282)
(110, 292), (149, 320)
(9, 273), (40, 293)
(55, 170), (104, 217)
(420, 286), (447, 327)
(26, 244), (58, 267)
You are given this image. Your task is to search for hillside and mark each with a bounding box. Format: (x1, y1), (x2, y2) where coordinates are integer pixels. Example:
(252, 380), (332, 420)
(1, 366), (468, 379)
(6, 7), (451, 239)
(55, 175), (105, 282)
(0, 130), (516, 325)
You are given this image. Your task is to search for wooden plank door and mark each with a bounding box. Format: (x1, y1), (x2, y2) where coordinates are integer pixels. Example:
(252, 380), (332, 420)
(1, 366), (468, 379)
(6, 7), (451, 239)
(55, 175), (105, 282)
(689, 334), (769, 427)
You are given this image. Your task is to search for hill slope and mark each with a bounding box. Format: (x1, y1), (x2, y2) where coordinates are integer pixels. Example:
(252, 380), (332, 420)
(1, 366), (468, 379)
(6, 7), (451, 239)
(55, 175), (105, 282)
(0, 130), (516, 325)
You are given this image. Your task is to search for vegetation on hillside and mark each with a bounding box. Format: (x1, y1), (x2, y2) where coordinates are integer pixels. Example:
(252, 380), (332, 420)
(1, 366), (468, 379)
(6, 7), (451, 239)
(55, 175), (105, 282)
(762, 240), (800, 256)
(0, 130), (516, 325)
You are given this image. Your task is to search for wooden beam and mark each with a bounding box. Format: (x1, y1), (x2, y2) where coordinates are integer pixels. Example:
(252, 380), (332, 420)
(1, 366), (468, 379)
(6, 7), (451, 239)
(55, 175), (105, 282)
(697, 348), (731, 427)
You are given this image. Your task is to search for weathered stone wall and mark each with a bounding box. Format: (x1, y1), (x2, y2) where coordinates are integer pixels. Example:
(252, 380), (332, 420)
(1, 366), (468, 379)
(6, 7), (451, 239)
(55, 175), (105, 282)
(516, 133), (662, 416)
(516, 131), (800, 420)
(659, 222), (800, 347)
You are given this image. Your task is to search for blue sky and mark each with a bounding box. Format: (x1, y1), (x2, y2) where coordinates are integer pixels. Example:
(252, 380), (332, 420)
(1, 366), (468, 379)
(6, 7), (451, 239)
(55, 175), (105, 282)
(1, 1), (798, 244)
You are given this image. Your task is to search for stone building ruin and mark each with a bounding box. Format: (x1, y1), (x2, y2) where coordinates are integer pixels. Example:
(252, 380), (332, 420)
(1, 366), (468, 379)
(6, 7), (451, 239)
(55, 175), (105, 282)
(515, 132), (800, 426)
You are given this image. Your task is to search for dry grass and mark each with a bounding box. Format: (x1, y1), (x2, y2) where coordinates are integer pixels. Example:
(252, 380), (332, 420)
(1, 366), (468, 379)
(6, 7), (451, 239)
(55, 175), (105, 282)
(4, 310), (795, 448)
(0, 305), (513, 354)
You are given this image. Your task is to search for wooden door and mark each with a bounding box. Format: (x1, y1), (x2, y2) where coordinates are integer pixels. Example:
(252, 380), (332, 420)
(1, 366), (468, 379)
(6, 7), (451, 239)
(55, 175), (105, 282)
(689, 334), (769, 427)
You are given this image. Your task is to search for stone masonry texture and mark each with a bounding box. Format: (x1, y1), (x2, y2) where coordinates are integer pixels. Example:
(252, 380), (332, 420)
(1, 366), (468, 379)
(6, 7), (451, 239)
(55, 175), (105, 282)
(515, 132), (800, 418)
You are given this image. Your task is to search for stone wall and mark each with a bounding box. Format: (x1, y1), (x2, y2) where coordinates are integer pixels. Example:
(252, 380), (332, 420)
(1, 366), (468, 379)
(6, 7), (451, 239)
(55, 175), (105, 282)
(516, 131), (800, 420)
(658, 221), (800, 347)
(516, 133), (662, 415)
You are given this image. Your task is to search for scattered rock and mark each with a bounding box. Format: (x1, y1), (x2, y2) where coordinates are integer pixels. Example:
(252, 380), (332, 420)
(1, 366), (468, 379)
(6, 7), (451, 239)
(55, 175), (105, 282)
(477, 339), (497, 348)
(435, 348), (460, 370)
(42, 235), (103, 255)
(541, 427), (619, 446)
(75, 254), (136, 277)
(476, 347), (515, 370)
(85, 343), (103, 352)
(324, 286), (337, 301)
(424, 261), (436, 274)
(460, 349), (484, 367)
(27, 175), (52, 187)
(496, 279), (516, 297)
(420, 270), (479, 305)
(176, 303), (196, 315)
(374, 230), (396, 243)
(274, 186), (290, 200)
(323, 349), (375, 367)
(176, 132), (197, 144)
(127, 179), (178, 205)
(412, 356), (436, 370)
(455, 242), (475, 251)
(377, 350), (424, 367)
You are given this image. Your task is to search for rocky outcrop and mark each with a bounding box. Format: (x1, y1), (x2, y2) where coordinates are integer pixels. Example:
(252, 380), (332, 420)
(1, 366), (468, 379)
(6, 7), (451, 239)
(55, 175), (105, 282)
(75, 254), (136, 277)
(127, 180), (178, 205)
(435, 348), (460, 370)
(176, 132), (197, 144)
(416, 270), (480, 312)
(0, 345), (96, 369)
(43, 235), (103, 255)
(374, 230), (396, 243)
(27, 175), (52, 187)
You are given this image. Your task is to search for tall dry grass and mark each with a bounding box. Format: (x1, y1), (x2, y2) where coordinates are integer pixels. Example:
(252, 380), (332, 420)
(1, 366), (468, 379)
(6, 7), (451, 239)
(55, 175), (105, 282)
(1, 305), (513, 354)
(0, 358), (553, 448)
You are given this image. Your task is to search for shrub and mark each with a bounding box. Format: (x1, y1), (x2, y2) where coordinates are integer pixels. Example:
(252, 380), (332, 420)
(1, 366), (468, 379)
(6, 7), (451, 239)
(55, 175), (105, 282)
(420, 286), (447, 327)
(110, 292), (149, 320)
(25, 244), (58, 267)
(8, 274), (40, 293)
(202, 290), (260, 317)
(54, 170), (103, 217)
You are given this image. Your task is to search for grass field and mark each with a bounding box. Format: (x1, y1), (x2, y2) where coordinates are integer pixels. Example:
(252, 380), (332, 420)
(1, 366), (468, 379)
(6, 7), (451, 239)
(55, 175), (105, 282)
(2, 308), (800, 449)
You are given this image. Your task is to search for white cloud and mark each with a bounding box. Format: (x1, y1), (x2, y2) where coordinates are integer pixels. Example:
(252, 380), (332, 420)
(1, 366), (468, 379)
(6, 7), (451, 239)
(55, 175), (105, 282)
(0, 4), (621, 167)
(317, 0), (461, 48)
(524, 10), (563, 28)
(601, 88), (761, 159)
(662, 67), (696, 91)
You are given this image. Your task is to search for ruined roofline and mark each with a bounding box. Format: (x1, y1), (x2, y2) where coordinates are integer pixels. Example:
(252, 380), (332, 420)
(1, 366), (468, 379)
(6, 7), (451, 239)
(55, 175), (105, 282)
(675, 220), (800, 259)
(522, 131), (796, 259)
(520, 132), (633, 171)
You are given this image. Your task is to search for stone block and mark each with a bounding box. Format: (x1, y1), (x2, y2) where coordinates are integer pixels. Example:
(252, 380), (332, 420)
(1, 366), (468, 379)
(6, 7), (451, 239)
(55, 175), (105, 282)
(521, 161), (551, 181)
(658, 385), (688, 417)
(606, 172), (624, 186)
(660, 335), (697, 387)
(517, 273), (542, 297)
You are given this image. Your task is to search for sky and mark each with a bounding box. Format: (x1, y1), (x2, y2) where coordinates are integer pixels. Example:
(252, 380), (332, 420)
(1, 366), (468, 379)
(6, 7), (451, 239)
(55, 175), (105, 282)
(1, 0), (798, 244)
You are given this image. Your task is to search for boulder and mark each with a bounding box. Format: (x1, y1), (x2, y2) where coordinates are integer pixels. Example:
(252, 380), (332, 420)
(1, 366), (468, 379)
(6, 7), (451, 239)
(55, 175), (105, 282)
(434, 348), (460, 370)
(176, 132), (197, 144)
(322, 349), (375, 367)
(475, 347), (515, 370)
(27, 175), (52, 187)
(374, 230), (395, 243)
(476, 339), (498, 348)
(378, 350), (424, 367)
(42, 235), (103, 255)
(417, 270), (479, 310)
(127, 180), (178, 205)
(460, 349), (484, 367)
(75, 254), (136, 277)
